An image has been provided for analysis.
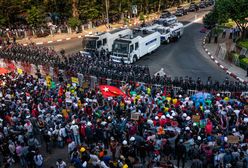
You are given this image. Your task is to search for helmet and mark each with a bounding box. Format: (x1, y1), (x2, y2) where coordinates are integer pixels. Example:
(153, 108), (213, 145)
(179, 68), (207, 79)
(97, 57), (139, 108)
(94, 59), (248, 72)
(80, 147), (86, 153)
(182, 113), (187, 117)
(155, 116), (159, 120)
(185, 127), (190, 131)
(186, 116), (191, 121)
(122, 140), (127, 145)
(166, 114), (170, 118)
(161, 115), (166, 119)
(147, 119), (153, 124)
(130, 137), (135, 141)
(197, 136), (202, 141)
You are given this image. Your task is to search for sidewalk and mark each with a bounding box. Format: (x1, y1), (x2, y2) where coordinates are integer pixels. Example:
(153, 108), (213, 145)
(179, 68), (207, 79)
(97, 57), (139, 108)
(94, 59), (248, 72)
(202, 31), (248, 83)
(17, 1), (198, 45)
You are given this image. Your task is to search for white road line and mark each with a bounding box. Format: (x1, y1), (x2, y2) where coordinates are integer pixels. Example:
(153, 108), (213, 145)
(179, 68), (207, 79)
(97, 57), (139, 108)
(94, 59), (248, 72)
(47, 41), (53, 43)
(66, 38), (71, 40)
(57, 39), (62, 42)
(184, 17), (204, 28)
(36, 42), (43, 45)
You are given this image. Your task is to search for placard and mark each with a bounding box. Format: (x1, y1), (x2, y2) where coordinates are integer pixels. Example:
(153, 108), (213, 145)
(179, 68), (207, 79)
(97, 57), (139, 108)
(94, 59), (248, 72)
(227, 135), (239, 144)
(131, 113), (140, 120)
(71, 77), (79, 84)
(17, 68), (23, 74)
(192, 115), (200, 122)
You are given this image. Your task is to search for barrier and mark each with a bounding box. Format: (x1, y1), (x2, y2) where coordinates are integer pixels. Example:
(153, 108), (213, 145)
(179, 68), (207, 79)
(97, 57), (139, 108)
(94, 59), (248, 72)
(187, 90), (198, 96)
(241, 92), (248, 97)
(173, 87), (182, 95)
(77, 73), (84, 87)
(220, 91), (231, 97)
(106, 78), (112, 85)
(90, 76), (98, 88)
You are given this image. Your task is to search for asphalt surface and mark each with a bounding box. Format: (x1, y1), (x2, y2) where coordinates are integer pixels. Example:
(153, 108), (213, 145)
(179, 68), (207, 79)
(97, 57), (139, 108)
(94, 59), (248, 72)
(135, 8), (231, 82)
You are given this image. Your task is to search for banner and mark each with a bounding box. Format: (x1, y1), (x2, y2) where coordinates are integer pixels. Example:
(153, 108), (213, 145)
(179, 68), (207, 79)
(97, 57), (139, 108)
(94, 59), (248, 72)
(46, 75), (52, 87)
(71, 77), (79, 84)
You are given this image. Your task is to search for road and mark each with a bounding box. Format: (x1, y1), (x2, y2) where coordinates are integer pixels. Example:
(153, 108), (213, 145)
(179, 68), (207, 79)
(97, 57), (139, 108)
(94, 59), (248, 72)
(43, 7), (230, 82)
(135, 8), (231, 81)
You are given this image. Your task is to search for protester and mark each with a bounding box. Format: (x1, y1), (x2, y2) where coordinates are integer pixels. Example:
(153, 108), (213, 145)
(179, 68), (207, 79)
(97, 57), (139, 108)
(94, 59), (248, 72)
(0, 42), (248, 168)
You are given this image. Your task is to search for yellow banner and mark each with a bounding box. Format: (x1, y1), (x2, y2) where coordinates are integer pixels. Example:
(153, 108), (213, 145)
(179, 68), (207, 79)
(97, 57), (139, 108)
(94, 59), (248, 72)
(46, 75), (51, 87)
(71, 77), (79, 84)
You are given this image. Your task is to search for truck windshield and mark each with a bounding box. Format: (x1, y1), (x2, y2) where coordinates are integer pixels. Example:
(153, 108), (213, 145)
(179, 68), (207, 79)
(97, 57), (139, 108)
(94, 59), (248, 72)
(153, 28), (164, 34)
(83, 37), (97, 49)
(112, 42), (129, 54)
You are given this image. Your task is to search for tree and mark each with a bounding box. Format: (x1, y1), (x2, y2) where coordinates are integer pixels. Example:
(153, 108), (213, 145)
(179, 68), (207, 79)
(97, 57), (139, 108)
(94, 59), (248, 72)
(215, 0), (248, 38)
(27, 6), (44, 28)
(68, 17), (81, 29)
(203, 10), (218, 29)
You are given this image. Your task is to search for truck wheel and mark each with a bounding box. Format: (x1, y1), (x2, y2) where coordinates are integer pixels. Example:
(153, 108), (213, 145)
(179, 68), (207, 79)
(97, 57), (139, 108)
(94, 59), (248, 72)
(133, 55), (138, 63)
(166, 38), (170, 44)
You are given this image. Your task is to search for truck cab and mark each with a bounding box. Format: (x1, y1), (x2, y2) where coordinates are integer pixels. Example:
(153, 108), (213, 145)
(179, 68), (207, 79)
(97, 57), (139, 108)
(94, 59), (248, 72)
(82, 28), (132, 55)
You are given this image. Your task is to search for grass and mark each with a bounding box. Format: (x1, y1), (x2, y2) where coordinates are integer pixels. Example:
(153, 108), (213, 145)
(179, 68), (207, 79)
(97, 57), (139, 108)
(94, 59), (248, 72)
(238, 39), (248, 49)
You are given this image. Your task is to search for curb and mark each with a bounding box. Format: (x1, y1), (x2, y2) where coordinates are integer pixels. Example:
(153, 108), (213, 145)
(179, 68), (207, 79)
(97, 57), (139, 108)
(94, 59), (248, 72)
(22, 35), (84, 46)
(202, 32), (247, 84)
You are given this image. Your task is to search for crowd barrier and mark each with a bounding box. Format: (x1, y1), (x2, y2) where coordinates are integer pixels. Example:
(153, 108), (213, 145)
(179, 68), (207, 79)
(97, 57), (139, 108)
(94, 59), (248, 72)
(0, 58), (247, 98)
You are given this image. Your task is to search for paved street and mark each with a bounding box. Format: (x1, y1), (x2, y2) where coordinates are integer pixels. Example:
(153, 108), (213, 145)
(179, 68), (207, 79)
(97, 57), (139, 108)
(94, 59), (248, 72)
(135, 8), (231, 81)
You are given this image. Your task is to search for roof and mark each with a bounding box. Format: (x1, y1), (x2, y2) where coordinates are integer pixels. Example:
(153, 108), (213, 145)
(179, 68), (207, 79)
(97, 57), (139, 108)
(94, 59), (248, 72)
(132, 30), (154, 38)
(109, 28), (126, 34)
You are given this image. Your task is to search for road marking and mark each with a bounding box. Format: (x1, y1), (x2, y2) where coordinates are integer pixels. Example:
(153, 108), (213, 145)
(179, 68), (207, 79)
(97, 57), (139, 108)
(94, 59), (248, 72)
(23, 44), (27, 46)
(66, 38), (71, 40)
(78, 36), (82, 38)
(47, 41), (53, 43)
(57, 39), (62, 42)
(184, 17), (204, 28)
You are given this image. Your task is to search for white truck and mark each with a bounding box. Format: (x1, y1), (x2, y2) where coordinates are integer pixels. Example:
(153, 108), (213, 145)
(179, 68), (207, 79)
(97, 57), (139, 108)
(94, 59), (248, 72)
(139, 22), (184, 43)
(82, 28), (132, 55)
(110, 30), (161, 64)
(154, 15), (178, 27)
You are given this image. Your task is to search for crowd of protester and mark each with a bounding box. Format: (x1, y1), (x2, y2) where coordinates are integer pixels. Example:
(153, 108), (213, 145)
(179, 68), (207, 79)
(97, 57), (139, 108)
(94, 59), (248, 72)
(1, 43), (248, 168)
(0, 70), (248, 168)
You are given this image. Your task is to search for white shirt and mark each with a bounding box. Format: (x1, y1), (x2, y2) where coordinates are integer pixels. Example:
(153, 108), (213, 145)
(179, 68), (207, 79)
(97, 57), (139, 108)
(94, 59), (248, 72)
(70, 124), (79, 135)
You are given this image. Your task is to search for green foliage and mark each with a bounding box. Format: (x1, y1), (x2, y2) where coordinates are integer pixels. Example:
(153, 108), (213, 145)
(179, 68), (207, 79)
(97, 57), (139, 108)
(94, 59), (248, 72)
(203, 11), (218, 29)
(27, 6), (44, 28)
(68, 17), (81, 29)
(238, 39), (248, 49)
(215, 0), (248, 29)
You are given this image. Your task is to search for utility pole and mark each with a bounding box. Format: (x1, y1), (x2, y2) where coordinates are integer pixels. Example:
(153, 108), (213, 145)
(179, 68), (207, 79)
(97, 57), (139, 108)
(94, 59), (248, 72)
(105, 0), (109, 28)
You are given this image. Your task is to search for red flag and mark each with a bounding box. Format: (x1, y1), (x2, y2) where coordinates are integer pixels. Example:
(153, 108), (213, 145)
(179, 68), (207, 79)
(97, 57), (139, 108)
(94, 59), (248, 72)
(99, 85), (126, 98)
